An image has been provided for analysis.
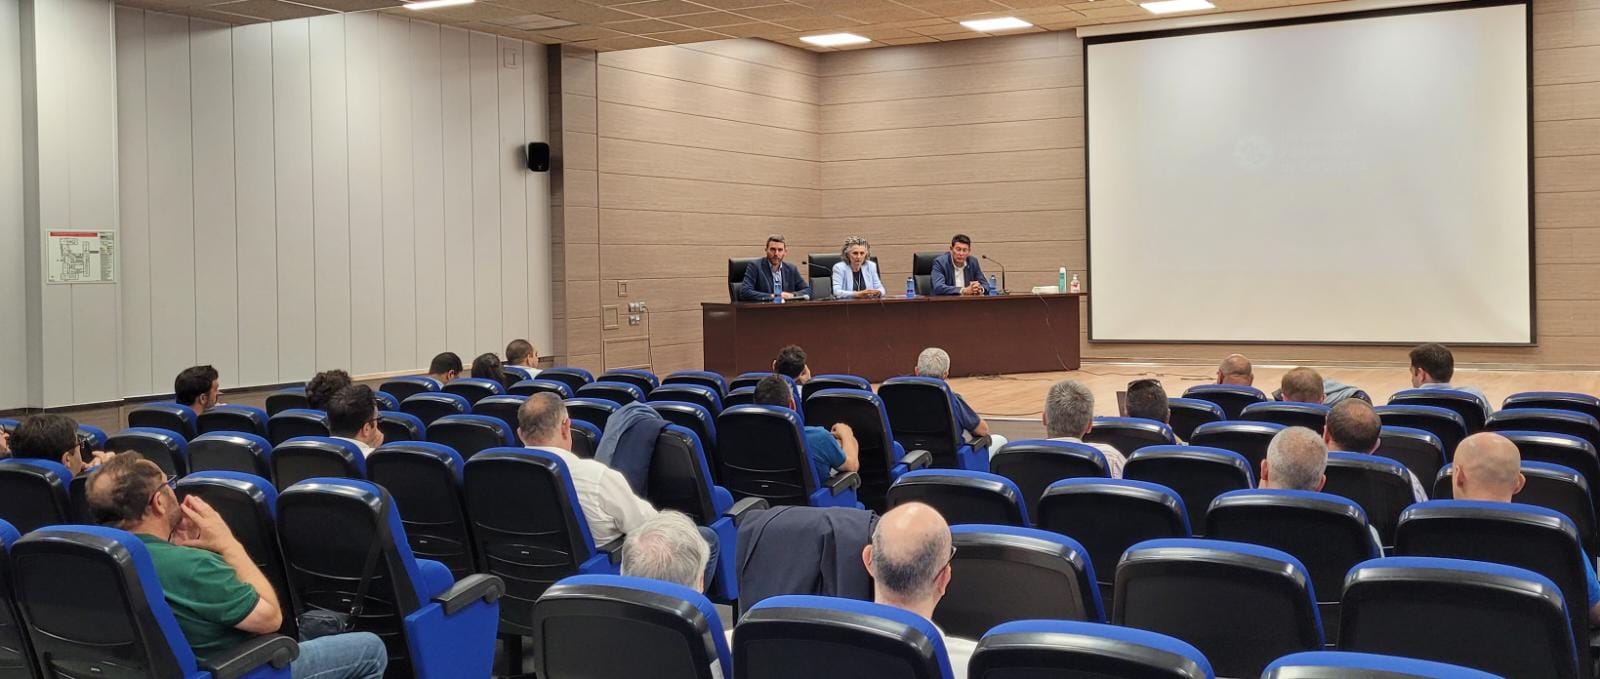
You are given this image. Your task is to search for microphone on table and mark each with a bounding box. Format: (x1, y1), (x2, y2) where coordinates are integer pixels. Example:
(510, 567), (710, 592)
(981, 255), (1008, 295)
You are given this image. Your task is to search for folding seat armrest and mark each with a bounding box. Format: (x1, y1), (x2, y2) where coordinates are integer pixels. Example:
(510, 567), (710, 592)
(599, 536), (626, 565)
(434, 574), (506, 616)
(724, 497), (769, 524)
(200, 634), (298, 679)
(901, 449), (932, 470)
(969, 436), (993, 450)
(825, 471), (861, 495)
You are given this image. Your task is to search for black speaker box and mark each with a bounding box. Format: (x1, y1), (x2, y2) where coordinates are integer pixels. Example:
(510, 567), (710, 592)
(526, 142), (550, 172)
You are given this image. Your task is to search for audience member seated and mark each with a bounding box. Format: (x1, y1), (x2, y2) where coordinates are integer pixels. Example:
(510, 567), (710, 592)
(506, 339), (542, 378)
(175, 364), (222, 415)
(0, 424), (8, 456)
(471, 352), (512, 390)
(774, 344), (812, 391)
(1454, 432), (1600, 625)
(85, 452), (387, 678)
(1279, 367), (1323, 404)
(9, 413), (109, 475)
(621, 510), (710, 592)
(1327, 399), (1428, 502)
(832, 235), (886, 299)
(1217, 353), (1254, 386)
(304, 369), (353, 412)
(752, 375), (859, 484)
(328, 385), (384, 457)
(931, 233), (993, 297)
(426, 352), (462, 385)
(862, 502), (975, 679)
(1044, 380), (1125, 477)
(1124, 378), (1169, 425)
(916, 348), (1006, 454)
(1260, 426), (1327, 492)
(738, 234), (811, 302)
(1409, 343), (1493, 422)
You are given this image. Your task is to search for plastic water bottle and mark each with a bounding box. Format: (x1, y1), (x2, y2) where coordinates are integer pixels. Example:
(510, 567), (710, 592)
(772, 291), (784, 304)
(905, 276), (916, 299)
(1069, 274), (1081, 293)
(988, 274), (998, 295)
(1058, 267), (1067, 292)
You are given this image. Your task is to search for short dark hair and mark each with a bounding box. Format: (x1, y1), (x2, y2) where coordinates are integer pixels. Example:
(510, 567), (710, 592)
(774, 345), (807, 380)
(950, 234), (971, 247)
(1409, 343), (1454, 383)
(429, 352), (463, 375)
(10, 414), (79, 462)
(327, 385), (378, 437)
(1326, 399), (1382, 453)
(86, 452), (164, 528)
(752, 375), (793, 408)
(306, 370), (353, 412)
(506, 340), (535, 364)
(471, 353), (505, 385)
(765, 234), (786, 246)
(1125, 379), (1169, 423)
(174, 365), (218, 406)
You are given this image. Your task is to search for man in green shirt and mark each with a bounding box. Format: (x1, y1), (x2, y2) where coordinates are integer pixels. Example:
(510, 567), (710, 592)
(86, 453), (387, 679)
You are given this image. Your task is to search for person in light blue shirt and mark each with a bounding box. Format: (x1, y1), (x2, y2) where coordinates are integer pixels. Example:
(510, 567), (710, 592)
(1409, 343), (1493, 422)
(753, 375), (858, 486)
(832, 236), (886, 299)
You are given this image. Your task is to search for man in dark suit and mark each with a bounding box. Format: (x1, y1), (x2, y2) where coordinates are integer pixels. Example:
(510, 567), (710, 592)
(930, 233), (993, 296)
(739, 234), (812, 302)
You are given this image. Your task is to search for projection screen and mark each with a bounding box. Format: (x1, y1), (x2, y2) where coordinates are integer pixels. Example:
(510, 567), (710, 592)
(1086, 3), (1531, 344)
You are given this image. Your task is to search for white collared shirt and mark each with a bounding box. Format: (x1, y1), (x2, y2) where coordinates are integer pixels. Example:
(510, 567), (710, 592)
(933, 624), (977, 679)
(953, 264), (965, 288)
(1050, 436), (1126, 478)
(527, 445), (658, 545)
(335, 436), (375, 458)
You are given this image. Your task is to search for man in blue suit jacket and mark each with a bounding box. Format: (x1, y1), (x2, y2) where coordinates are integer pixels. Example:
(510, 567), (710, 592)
(930, 234), (994, 296)
(739, 235), (812, 302)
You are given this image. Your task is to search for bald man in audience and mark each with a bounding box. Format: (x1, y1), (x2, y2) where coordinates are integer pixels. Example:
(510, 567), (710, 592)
(1259, 426), (1328, 491)
(1217, 354), (1254, 386)
(1279, 367), (1324, 404)
(1325, 399), (1428, 501)
(1454, 432), (1600, 624)
(862, 502), (974, 679)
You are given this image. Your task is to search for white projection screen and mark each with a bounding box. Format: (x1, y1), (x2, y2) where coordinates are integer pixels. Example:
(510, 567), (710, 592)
(1086, 3), (1531, 344)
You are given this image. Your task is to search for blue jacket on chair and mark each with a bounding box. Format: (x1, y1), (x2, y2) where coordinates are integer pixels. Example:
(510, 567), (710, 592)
(930, 253), (994, 296)
(739, 259), (812, 301)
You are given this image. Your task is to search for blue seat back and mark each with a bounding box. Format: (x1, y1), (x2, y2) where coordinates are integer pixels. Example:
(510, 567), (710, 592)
(728, 371), (772, 393)
(716, 405), (818, 506)
(565, 397), (620, 433)
(1084, 417), (1174, 458)
(264, 387), (310, 416)
(1242, 402), (1331, 432)
(1122, 446), (1253, 533)
(598, 369), (660, 394)
(367, 441), (475, 582)
(973, 620), (1213, 679)
(442, 377), (505, 406)
(804, 389), (905, 512)
(509, 378), (574, 399)
(1504, 391), (1600, 424)
(1189, 421), (1285, 471)
(1375, 425), (1445, 492)
(1374, 405), (1467, 462)
(723, 386), (756, 408)
(269, 436), (365, 490)
(1495, 430), (1600, 503)
(737, 595), (954, 679)
(989, 440), (1108, 517)
(502, 366), (536, 385)
(662, 370), (728, 397)
(646, 426), (723, 525)
(648, 385), (722, 415)
(0, 519), (35, 679)
(127, 403), (197, 440)
(105, 427), (189, 477)
(266, 408), (331, 445)
(1036, 478), (1190, 599)
(1180, 384), (1267, 420)
(196, 404), (269, 437)
(879, 376), (969, 470)
(936, 526), (1104, 640)
(377, 411), (426, 444)
(188, 432), (274, 478)
(374, 391), (400, 412)
(1489, 409), (1600, 452)
(802, 374), (871, 403)
(888, 470), (1028, 527)
(571, 420), (601, 459)
(401, 392), (471, 427)
(380, 376), (441, 403)
(1321, 452), (1416, 547)
(577, 381), (646, 407)
(533, 574), (730, 679)
(472, 394), (527, 434)
(1264, 650), (1497, 679)
(427, 414), (516, 460)
(1434, 461), (1599, 555)
(0, 460), (72, 534)
(1167, 397), (1225, 442)
(174, 471), (297, 638)
(650, 402), (720, 459)
(1389, 388), (1488, 433)
(540, 367), (595, 395)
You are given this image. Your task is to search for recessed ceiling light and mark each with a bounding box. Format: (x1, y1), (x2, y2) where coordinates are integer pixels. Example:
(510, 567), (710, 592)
(959, 17), (1033, 32)
(1139, 0), (1215, 13)
(405, 0), (475, 9)
(800, 32), (870, 47)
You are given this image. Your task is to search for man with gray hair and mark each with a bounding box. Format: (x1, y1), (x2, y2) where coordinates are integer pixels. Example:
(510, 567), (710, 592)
(1044, 379), (1126, 477)
(518, 393), (657, 546)
(1259, 426), (1328, 491)
(862, 502), (975, 679)
(1217, 354), (1254, 386)
(621, 511), (710, 591)
(915, 347), (1006, 455)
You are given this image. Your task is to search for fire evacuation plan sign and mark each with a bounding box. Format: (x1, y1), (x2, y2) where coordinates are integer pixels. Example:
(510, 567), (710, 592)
(47, 230), (117, 284)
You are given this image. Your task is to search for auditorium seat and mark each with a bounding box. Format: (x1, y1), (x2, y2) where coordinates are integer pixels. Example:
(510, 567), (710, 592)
(77, 424), (108, 452)
(378, 411), (425, 444)
(1321, 453), (1415, 548)
(442, 377), (504, 406)
(1374, 404), (1467, 461)
(266, 408), (331, 445)
(805, 252), (841, 299)
(1084, 417), (1174, 458)
(736, 594), (955, 679)
(376, 391), (402, 413)
(887, 470), (1028, 527)
(730, 371), (788, 394)
(1242, 402), (1331, 432)
(1167, 397), (1225, 442)
(881, 376), (991, 472)
(0, 459), (72, 534)
(1036, 478), (1190, 602)
(401, 392), (471, 427)
(1504, 391), (1600, 423)
(0, 519), (37, 679)
(911, 251), (941, 298)
(540, 367), (595, 395)
(1122, 446), (1253, 533)
(464, 448), (620, 666)
(1389, 388), (1489, 433)
(802, 373), (872, 402)
(598, 368), (659, 394)
(381, 375), (441, 402)
(570, 420), (600, 459)
(1375, 425), (1445, 492)
(645, 426), (766, 602)
(1432, 460), (1597, 554)
(174, 471), (297, 638)
(989, 439), (1109, 516)
(727, 257), (760, 303)
(565, 397), (620, 432)
(470, 394), (525, 434)
(105, 427), (189, 476)
(426, 414), (516, 460)
(577, 381), (646, 407)
(1114, 538), (1322, 678)
(1205, 489), (1381, 643)
(1339, 557), (1579, 679)
(532, 575), (731, 679)
(805, 388), (929, 512)
(1493, 430), (1600, 501)
(269, 436), (364, 490)
(196, 404), (269, 438)
(1264, 651), (1500, 679)
(367, 441), (476, 582)
(716, 404), (860, 508)
(12, 526), (297, 679)
(508, 378), (573, 399)
(1188, 421), (1284, 471)
(649, 401), (719, 458)
(935, 525), (1104, 640)
(1181, 384), (1268, 420)
(662, 370), (728, 397)
(971, 620), (1213, 679)
(648, 384), (722, 414)
(502, 366), (536, 385)
(1488, 408), (1600, 455)
(188, 432), (273, 478)
(277, 478), (503, 678)
(127, 403), (197, 440)
(264, 387), (310, 416)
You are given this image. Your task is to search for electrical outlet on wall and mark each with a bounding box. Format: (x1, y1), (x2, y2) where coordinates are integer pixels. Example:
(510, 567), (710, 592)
(618, 280), (630, 297)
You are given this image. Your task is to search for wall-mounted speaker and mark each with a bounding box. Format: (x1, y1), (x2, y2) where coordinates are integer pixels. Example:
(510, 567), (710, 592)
(526, 142), (550, 172)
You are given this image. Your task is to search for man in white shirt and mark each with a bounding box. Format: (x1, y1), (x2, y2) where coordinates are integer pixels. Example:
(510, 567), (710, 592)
(1042, 379), (1125, 478)
(517, 393), (655, 545)
(862, 502), (975, 679)
(505, 339), (542, 378)
(1409, 343), (1493, 422)
(328, 385), (384, 457)
(1325, 398), (1428, 502)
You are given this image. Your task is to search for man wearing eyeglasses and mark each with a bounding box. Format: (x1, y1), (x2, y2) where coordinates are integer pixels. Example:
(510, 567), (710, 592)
(862, 502), (974, 679)
(328, 385), (385, 457)
(8, 413), (111, 475)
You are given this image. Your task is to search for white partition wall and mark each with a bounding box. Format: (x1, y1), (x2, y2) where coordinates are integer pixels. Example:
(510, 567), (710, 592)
(0, 0), (26, 410)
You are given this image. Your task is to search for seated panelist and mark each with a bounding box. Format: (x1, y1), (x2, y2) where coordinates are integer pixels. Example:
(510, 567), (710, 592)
(738, 234), (812, 302)
(931, 233), (994, 296)
(831, 236), (886, 299)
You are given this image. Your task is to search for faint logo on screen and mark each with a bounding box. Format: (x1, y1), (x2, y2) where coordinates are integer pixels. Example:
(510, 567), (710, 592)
(1233, 135), (1275, 170)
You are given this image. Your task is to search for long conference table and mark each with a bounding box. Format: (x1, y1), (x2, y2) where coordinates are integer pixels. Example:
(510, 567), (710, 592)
(701, 293), (1085, 382)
